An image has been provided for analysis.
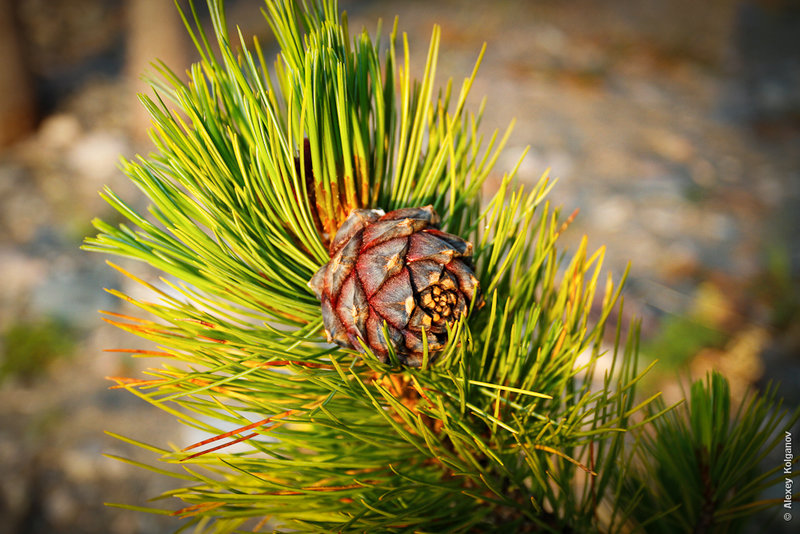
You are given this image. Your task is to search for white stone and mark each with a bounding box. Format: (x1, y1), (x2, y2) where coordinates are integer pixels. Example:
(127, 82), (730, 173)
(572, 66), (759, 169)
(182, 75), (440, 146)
(38, 114), (82, 150)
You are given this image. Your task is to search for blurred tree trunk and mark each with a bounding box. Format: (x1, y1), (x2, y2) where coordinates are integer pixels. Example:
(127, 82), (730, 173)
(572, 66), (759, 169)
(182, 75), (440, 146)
(0, 0), (37, 146)
(126, 0), (189, 144)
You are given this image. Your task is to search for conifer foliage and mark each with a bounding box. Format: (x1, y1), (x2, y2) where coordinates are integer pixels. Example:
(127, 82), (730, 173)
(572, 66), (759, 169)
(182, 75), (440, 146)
(84, 1), (797, 532)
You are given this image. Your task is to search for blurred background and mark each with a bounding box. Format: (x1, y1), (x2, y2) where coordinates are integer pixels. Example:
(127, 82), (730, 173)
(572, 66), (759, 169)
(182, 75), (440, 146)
(0, 0), (798, 532)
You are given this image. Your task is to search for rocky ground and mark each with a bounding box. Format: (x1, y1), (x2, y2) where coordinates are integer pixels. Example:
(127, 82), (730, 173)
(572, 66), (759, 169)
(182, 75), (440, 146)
(0, 0), (798, 532)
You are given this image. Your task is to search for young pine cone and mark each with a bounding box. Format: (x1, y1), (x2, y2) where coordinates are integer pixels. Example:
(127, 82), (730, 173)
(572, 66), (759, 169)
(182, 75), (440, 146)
(308, 206), (482, 367)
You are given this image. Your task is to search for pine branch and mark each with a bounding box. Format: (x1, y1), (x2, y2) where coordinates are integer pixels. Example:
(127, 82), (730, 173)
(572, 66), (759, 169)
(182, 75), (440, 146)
(81, 1), (796, 532)
(617, 371), (800, 534)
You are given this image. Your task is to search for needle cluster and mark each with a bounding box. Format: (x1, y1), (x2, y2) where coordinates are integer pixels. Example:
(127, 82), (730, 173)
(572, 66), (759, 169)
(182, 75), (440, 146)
(84, 1), (798, 532)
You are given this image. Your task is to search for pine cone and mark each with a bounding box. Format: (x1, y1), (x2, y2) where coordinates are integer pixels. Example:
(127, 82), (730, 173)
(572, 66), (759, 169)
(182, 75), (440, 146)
(308, 206), (482, 366)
